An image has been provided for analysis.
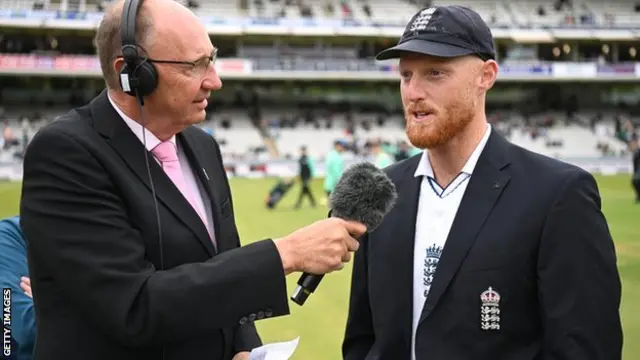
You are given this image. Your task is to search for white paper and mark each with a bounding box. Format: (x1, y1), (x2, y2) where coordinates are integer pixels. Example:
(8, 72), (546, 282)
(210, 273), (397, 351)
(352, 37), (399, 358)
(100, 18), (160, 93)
(249, 337), (300, 360)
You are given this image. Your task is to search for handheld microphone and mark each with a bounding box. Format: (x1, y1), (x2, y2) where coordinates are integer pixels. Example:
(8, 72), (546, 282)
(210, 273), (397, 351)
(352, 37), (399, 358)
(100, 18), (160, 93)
(290, 162), (398, 306)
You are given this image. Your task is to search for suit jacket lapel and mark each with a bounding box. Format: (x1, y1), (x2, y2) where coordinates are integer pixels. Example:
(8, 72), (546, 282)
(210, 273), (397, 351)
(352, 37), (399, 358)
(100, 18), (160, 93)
(178, 128), (229, 254)
(379, 155), (421, 352)
(90, 91), (216, 257)
(419, 131), (512, 324)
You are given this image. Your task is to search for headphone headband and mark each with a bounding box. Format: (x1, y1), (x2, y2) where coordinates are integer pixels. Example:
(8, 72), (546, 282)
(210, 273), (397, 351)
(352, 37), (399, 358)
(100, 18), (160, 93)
(121, 0), (141, 59)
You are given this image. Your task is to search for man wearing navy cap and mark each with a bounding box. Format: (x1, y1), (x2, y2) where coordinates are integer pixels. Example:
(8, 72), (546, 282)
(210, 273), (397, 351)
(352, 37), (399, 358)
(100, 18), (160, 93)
(343, 5), (622, 360)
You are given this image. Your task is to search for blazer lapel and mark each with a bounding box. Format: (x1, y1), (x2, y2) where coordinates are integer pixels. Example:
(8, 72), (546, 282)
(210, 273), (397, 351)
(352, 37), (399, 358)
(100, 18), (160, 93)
(378, 155), (421, 352)
(174, 130), (228, 350)
(419, 131), (512, 324)
(178, 128), (227, 254)
(90, 91), (216, 257)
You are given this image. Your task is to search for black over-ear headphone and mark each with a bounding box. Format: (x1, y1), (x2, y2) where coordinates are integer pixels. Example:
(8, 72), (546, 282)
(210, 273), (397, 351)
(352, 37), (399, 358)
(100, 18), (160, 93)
(119, 0), (158, 99)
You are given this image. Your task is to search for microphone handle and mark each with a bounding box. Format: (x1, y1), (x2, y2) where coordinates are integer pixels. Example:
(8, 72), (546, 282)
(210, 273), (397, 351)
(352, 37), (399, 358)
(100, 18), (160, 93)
(290, 209), (332, 306)
(291, 273), (325, 306)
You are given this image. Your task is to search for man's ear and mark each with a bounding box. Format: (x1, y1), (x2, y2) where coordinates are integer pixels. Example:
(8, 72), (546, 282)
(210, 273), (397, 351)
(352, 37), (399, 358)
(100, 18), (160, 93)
(480, 59), (499, 91)
(113, 57), (126, 75)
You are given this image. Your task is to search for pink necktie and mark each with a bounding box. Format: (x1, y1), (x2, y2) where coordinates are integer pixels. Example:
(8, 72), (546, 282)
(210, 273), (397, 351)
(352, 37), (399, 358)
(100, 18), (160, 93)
(152, 141), (214, 243)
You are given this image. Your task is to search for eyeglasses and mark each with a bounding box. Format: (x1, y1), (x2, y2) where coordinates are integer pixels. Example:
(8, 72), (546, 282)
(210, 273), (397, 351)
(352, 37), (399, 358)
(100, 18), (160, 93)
(144, 48), (218, 79)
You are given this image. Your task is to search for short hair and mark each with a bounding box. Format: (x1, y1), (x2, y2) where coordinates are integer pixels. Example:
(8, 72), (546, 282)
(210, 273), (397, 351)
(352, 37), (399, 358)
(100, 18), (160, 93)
(95, 1), (155, 90)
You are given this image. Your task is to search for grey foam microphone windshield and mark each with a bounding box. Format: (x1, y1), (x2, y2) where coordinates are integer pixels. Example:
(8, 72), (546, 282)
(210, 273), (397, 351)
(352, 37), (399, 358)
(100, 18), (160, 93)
(328, 162), (398, 231)
(291, 162), (398, 306)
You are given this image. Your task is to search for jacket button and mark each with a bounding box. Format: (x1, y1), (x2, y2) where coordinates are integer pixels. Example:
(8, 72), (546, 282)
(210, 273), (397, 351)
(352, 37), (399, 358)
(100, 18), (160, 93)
(265, 308), (273, 317)
(239, 316), (248, 325)
(257, 311), (265, 319)
(249, 313), (256, 322)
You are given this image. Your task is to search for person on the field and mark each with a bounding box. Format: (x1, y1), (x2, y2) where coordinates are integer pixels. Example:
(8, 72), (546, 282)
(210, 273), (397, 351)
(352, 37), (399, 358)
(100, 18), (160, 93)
(18, 1), (366, 359)
(323, 140), (345, 197)
(371, 141), (394, 169)
(343, 5), (622, 360)
(295, 146), (316, 209)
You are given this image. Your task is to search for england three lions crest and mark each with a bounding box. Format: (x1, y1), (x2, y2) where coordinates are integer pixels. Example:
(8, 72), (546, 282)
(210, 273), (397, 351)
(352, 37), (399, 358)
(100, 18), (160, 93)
(423, 244), (442, 298)
(480, 287), (501, 331)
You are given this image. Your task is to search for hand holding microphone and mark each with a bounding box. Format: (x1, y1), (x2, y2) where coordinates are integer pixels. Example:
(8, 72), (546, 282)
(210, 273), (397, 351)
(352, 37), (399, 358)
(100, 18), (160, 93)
(275, 218), (366, 276)
(274, 162), (398, 306)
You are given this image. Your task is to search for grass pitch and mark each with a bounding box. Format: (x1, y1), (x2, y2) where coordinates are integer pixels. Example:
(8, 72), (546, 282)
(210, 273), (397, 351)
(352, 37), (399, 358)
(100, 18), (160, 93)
(1, 174), (638, 359)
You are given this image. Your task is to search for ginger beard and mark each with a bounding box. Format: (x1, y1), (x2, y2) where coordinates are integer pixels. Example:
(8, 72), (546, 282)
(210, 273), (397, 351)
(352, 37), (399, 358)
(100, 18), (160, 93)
(404, 82), (477, 150)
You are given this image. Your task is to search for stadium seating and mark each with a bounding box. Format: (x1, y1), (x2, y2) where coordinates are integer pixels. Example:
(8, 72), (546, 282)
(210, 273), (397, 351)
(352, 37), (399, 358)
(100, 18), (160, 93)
(432, 0), (511, 26)
(1, 105), (635, 162)
(1, 0), (639, 28)
(194, 0), (244, 19)
(505, 0), (583, 27)
(220, 108), (634, 160)
(508, 123), (628, 158)
(585, 0), (640, 27)
(1, 0), (36, 10)
(347, 0), (417, 25)
(206, 111), (268, 159)
(1, 87), (636, 178)
(0, 0), (638, 173)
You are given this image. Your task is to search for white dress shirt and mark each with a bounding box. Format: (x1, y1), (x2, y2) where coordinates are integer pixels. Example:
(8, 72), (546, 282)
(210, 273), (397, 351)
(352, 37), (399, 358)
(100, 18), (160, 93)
(411, 125), (492, 360)
(107, 94), (214, 241)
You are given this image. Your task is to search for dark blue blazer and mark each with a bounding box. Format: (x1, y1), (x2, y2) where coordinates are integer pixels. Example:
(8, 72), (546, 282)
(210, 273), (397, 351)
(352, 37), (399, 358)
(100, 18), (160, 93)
(343, 130), (623, 360)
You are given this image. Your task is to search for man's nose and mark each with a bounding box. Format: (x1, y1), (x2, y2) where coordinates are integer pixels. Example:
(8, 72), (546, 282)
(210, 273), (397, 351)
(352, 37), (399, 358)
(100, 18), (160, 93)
(403, 77), (426, 102)
(202, 66), (222, 91)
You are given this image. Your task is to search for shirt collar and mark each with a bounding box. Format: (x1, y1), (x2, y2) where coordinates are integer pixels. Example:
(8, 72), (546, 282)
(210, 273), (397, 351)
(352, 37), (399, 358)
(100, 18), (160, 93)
(414, 124), (492, 178)
(107, 93), (176, 152)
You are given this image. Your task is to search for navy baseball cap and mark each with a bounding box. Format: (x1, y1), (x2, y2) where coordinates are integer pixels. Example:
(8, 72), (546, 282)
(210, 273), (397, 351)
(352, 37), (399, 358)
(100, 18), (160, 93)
(376, 5), (496, 61)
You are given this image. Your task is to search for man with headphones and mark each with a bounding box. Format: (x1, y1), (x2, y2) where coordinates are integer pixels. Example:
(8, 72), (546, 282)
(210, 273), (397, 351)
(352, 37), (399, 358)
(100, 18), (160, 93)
(19, 0), (366, 359)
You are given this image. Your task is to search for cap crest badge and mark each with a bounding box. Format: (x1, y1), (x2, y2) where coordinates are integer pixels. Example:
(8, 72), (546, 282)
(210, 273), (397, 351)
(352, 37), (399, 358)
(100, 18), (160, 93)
(409, 7), (437, 33)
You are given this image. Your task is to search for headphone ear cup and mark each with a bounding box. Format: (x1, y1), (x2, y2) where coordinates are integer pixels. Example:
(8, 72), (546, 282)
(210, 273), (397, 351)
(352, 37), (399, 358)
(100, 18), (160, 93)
(133, 62), (159, 98)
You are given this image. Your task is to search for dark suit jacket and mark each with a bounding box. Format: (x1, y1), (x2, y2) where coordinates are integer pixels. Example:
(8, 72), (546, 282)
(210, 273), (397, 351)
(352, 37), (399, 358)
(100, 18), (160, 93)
(19, 90), (290, 360)
(343, 130), (623, 360)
